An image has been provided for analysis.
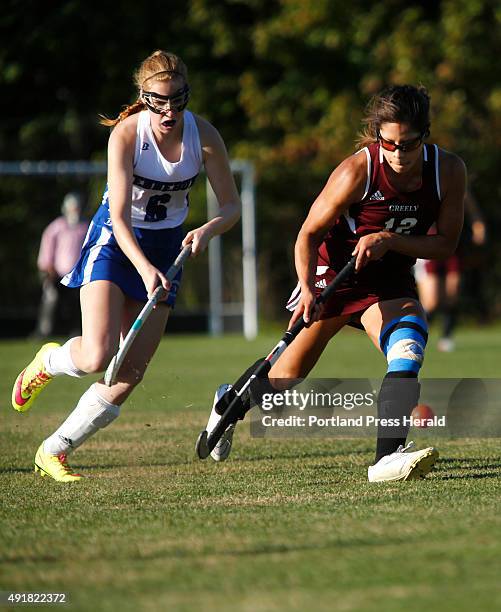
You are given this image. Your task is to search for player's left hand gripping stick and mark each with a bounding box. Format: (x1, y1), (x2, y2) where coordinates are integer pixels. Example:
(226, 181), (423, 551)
(196, 256), (356, 459)
(103, 244), (192, 386)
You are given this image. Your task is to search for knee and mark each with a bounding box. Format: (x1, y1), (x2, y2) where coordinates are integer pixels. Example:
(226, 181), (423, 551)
(380, 315), (428, 376)
(269, 357), (300, 379)
(269, 368), (304, 390)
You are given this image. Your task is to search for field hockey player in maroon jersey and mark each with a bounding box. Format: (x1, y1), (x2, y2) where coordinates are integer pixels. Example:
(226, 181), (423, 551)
(204, 85), (466, 481)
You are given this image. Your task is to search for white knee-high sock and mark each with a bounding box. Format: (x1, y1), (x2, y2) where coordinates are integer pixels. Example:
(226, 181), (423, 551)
(44, 338), (86, 378)
(43, 384), (120, 455)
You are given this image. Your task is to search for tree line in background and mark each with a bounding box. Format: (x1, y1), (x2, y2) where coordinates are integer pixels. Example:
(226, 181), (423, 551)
(1, 0), (500, 323)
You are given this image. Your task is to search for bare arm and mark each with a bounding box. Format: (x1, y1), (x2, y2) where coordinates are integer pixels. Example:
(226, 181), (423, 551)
(107, 118), (171, 296)
(183, 117), (241, 255)
(291, 152), (368, 325)
(464, 189), (486, 245)
(353, 151), (466, 269)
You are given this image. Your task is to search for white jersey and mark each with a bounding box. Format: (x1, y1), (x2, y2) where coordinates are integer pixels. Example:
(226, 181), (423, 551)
(103, 109), (203, 230)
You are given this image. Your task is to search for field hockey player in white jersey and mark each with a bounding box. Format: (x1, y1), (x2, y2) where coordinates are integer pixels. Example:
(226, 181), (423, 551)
(12, 50), (241, 481)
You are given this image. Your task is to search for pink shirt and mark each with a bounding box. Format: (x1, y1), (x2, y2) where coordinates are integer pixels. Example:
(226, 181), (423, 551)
(37, 216), (89, 277)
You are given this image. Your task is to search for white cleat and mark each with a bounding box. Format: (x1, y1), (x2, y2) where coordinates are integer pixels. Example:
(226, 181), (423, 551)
(205, 384), (236, 462)
(368, 441), (439, 482)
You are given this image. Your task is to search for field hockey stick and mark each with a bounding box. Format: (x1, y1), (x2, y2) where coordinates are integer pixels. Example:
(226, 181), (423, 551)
(196, 255), (356, 459)
(104, 244), (192, 386)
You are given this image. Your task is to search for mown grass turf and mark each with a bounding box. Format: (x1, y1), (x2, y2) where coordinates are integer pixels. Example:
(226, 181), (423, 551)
(1, 325), (500, 611)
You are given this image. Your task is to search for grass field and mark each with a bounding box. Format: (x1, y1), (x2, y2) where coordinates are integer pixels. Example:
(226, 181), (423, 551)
(1, 325), (501, 611)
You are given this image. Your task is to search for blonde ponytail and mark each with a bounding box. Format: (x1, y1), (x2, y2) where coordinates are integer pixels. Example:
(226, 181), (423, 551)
(99, 99), (146, 127)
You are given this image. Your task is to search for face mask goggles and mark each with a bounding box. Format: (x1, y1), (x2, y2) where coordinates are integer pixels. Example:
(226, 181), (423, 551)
(141, 83), (190, 114)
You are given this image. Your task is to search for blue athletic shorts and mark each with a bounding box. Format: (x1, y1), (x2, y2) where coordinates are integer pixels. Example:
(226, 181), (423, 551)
(62, 204), (184, 305)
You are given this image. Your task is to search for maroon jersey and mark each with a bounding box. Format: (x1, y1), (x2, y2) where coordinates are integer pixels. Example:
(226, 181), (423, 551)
(287, 142), (443, 318)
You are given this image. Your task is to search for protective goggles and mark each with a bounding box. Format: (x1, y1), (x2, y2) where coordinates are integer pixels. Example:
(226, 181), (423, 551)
(377, 130), (424, 152)
(141, 84), (190, 114)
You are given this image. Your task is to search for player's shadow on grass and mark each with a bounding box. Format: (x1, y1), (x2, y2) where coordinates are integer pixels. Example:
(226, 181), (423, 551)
(437, 457), (501, 469)
(2, 462), (152, 473)
(440, 471), (500, 480)
(74, 455), (201, 470)
(435, 457), (501, 480)
(2, 536), (410, 566)
(135, 535), (414, 563)
(0, 466), (35, 474)
(235, 448), (371, 463)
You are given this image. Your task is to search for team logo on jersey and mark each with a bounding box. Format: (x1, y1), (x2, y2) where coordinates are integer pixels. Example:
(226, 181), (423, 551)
(133, 173), (198, 192)
(370, 190), (385, 201)
(141, 143), (150, 150)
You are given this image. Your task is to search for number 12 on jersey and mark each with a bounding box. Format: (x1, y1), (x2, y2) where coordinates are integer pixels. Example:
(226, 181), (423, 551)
(384, 217), (418, 234)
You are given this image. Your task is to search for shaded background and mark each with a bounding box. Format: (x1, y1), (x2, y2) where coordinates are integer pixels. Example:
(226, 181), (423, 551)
(1, 0), (500, 332)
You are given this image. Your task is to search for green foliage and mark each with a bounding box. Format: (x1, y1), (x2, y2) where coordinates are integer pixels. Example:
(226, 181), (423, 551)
(1, 1), (500, 317)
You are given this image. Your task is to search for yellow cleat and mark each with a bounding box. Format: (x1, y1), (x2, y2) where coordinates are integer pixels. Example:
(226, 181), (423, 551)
(34, 444), (83, 482)
(12, 342), (60, 412)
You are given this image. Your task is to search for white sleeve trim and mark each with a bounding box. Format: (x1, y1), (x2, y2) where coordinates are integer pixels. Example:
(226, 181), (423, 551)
(133, 111), (146, 168)
(186, 111), (203, 167)
(355, 147), (371, 200)
(434, 144), (442, 201)
(363, 147), (371, 199)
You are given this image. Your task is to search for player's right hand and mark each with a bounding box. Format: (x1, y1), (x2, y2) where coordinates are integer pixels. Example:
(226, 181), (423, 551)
(288, 288), (321, 329)
(140, 264), (171, 301)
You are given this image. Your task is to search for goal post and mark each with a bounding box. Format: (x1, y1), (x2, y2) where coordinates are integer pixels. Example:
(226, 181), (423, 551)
(207, 160), (257, 339)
